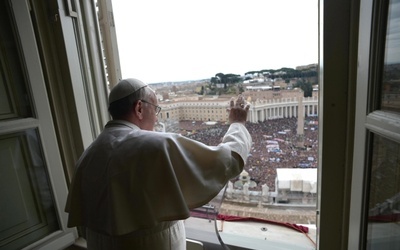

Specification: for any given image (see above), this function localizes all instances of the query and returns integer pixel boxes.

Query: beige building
[158,97,231,123]
[158,89,319,125]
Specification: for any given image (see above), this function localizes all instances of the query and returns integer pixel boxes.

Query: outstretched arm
[223,95,252,165]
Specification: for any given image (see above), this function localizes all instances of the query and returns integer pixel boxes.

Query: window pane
[380,0,400,113]
[0,1,33,120]
[0,129,59,250]
[367,134,400,249]
[113,1,318,248]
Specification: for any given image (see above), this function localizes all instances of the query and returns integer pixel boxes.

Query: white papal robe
[65,120,252,249]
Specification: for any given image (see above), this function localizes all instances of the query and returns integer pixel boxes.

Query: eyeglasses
[141,100,161,116]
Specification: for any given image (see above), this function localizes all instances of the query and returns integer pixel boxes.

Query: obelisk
[296,90,305,148]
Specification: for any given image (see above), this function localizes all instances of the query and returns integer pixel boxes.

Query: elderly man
[65,78,252,249]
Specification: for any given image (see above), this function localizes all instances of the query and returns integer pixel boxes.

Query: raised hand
[227,95,250,124]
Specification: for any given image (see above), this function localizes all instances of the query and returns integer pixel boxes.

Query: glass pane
[367,134,400,250]
[380,0,400,113]
[113,1,318,248]
[0,0,33,120]
[0,129,59,250]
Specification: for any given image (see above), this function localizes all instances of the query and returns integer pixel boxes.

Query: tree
[200,86,204,95]
[225,73,241,84]
[211,73,241,90]
[210,77,219,84]
[294,79,313,97]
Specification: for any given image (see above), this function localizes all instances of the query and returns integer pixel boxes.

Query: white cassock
[65,120,252,250]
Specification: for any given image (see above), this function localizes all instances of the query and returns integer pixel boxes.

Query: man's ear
[134,101,144,120]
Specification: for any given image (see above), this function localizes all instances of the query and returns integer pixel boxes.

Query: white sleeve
[221,123,252,163]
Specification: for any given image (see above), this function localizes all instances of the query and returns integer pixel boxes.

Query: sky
[112,0,318,84]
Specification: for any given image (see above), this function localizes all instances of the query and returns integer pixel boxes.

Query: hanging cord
[209,185,231,250]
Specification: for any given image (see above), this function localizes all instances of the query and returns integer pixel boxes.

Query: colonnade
[249,96,318,123]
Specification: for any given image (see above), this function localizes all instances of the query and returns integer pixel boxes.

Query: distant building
[157,89,319,127]
[275,168,317,204]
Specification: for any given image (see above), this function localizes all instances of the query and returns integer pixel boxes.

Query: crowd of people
[180,117,319,191]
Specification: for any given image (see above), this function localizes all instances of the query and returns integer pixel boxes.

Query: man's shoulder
[138,130,182,143]
[94,128,184,151]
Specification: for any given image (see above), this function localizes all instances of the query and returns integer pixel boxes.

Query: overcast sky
[112,0,318,84]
